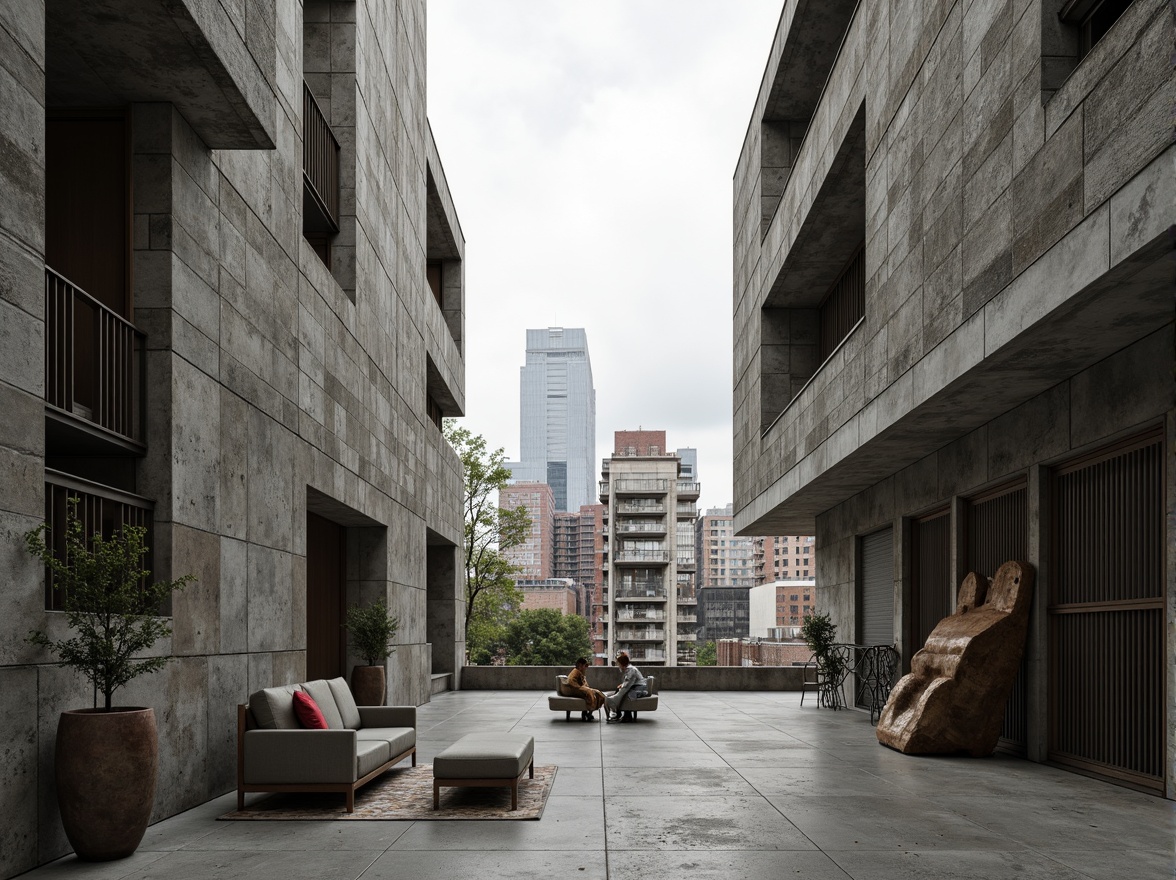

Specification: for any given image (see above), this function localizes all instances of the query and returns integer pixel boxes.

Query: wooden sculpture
[876,560,1034,756]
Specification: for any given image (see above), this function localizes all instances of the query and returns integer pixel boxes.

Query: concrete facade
[733,0,1174,797]
[0,1,468,875]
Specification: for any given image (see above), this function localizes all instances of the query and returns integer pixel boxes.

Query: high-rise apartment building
[696,505,759,588]
[499,483,556,580]
[508,328,596,512]
[599,431,700,666]
[554,503,605,636]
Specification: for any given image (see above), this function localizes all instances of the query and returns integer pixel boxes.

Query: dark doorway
[306,511,346,680]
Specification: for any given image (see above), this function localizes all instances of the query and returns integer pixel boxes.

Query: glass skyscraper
[508,328,596,512]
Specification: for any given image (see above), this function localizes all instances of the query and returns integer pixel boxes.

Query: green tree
[695,640,717,666]
[25,497,195,710]
[443,421,530,659]
[504,609,593,666]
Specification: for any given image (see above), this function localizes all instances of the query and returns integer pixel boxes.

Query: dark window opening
[427,261,444,308]
[1061,0,1135,58]
[426,394,443,430]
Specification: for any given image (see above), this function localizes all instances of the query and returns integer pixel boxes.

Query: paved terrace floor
[25,691,1175,880]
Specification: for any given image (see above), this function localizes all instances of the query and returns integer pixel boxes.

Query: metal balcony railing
[615,629,666,641]
[303,82,340,232]
[616,502,665,515]
[621,649,666,662]
[675,481,701,497]
[615,522,666,535]
[45,268,145,445]
[614,550,670,564]
[613,479,669,495]
[43,469,155,610]
[614,584,668,599]
[616,610,666,621]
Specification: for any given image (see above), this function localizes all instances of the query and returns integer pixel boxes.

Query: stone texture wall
[0,1,466,876]
[733,0,1175,530]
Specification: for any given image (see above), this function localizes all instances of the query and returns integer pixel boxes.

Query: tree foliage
[694,640,717,666]
[25,497,195,710]
[503,609,593,666]
[344,599,399,666]
[443,421,531,656]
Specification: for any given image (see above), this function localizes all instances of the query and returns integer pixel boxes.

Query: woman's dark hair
[616,651,630,666]
[575,657,588,666]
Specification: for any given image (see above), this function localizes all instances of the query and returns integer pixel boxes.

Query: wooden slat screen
[1049,429,1164,790]
[966,479,1028,753]
[911,509,951,651]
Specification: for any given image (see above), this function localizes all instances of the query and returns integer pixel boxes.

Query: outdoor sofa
[237,677,415,812]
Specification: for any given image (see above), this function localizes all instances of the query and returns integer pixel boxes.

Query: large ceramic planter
[56,707,157,861]
[351,665,386,706]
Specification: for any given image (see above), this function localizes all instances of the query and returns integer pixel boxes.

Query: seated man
[567,657,606,721]
[604,652,648,723]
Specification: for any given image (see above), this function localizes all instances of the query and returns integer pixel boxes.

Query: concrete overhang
[761,0,860,123]
[737,149,1176,535]
[47,0,276,149]
[426,122,464,262]
[764,106,866,308]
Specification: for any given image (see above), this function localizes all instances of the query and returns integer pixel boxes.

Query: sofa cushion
[249,684,300,730]
[356,726,415,757]
[301,679,345,729]
[556,675,578,697]
[328,677,362,729]
[548,695,588,710]
[355,739,392,778]
[292,691,329,729]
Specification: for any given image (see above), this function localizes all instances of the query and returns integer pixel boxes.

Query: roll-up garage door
[859,528,894,646]
[858,528,894,710]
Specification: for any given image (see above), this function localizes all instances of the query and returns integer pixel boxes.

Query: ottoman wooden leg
[511,779,518,811]
[346,788,355,813]
[433,779,440,810]
[529,759,534,779]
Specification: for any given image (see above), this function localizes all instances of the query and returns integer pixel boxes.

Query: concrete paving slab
[362,849,608,880]
[606,850,848,880]
[604,795,815,851]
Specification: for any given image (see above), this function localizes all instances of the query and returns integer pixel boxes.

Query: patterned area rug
[219,764,556,821]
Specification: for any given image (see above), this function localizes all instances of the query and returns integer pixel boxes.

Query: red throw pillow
[292,690,328,729]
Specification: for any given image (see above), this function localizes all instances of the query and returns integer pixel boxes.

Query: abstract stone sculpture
[876,560,1034,757]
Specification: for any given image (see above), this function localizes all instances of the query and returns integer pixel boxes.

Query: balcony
[303,82,340,255]
[675,504,697,519]
[614,583,668,600]
[614,550,670,565]
[43,469,154,610]
[614,629,666,641]
[616,609,666,622]
[616,502,666,515]
[615,522,667,536]
[622,649,666,662]
[677,613,698,623]
[45,267,145,452]
[675,481,701,499]
[613,479,670,495]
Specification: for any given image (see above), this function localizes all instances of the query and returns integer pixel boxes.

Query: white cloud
[428,0,781,511]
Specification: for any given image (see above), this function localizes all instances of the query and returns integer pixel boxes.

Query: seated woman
[567,657,607,721]
[604,652,648,723]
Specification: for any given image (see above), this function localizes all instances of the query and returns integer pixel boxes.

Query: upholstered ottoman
[432,733,535,810]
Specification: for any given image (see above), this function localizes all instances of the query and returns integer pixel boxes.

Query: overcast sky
[426,2,783,513]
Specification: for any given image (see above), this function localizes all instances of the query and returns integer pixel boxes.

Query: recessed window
[1060,0,1135,58]
[818,243,865,362]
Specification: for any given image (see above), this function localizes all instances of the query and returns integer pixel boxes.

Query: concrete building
[750,579,817,636]
[696,504,759,588]
[755,534,817,581]
[599,431,700,666]
[498,482,555,580]
[718,638,811,667]
[0,2,469,875]
[507,327,596,512]
[733,0,1174,796]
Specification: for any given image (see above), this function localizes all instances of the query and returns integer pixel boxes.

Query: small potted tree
[801,611,848,709]
[344,599,399,706]
[26,497,193,861]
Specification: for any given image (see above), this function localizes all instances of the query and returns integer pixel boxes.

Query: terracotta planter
[351,665,386,706]
[55,707,157,861]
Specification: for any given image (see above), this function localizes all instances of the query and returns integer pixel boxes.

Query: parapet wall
[459,665,806,691]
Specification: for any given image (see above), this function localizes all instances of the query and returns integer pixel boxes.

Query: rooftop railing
[45,268,145,446]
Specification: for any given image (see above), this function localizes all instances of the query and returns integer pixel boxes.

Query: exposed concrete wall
[734,0,1175,534]
[460,665,807,692]
[0,1,466,876]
